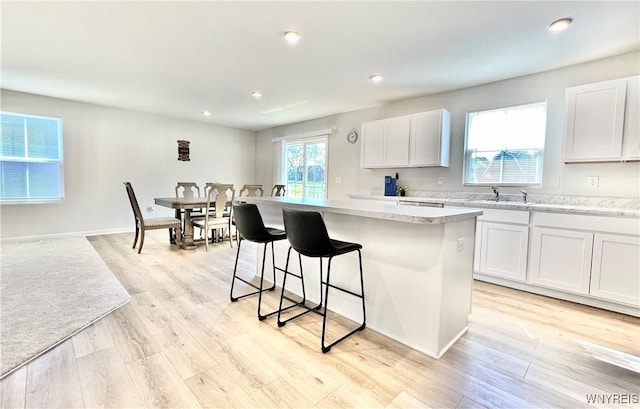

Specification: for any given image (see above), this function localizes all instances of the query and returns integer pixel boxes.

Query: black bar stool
[231,203,304,321]
[278,208,366,353]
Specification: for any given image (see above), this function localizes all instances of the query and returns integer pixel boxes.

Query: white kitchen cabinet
[590,233,640,307]
[563,77,636,162]
[528,227,593,295]
[621,75,640,160]
[360,120,385,168]
[479,222,528,282]
[361,109,450,168]
[474,209,529,281]
[360,116,410,168]
[384,116,411,166]
[409,109,451,167]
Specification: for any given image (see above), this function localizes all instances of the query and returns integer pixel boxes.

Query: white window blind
[1,112,64,202]
[464,101,547,186]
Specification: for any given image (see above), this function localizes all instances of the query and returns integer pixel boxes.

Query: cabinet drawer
[532,212,640,235]
[477,208,529,224]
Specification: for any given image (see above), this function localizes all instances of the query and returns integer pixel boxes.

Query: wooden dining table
[154,196,209,250]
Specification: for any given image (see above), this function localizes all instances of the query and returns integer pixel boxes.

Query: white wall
[0,90,256,239]
[256,52,640,200]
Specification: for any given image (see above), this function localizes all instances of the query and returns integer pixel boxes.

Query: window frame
[462,100,547,188]
[279,134,329,200]
[1,111,65,204]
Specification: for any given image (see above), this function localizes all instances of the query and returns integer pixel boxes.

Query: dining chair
[193,183,235,250]
[173,182,203,240]
[124,182,182,254]
[239,184,265,197]
[271,184,286,197]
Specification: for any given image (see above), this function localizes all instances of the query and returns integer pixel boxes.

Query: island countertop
[239,196,482,224]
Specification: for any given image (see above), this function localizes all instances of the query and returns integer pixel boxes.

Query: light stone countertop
[348,194,640,218]
[239,196,483,224]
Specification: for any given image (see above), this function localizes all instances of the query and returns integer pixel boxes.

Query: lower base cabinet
[528,227,593,295]
[590,233,640,307]
[479,222,528,282]
[470,208,639,315]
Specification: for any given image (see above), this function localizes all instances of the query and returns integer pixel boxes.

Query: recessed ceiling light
[284,31,300,43]
[251,91,262,98]
[369,74,384,83]
[549,18,572,32]
[202,111,211,116]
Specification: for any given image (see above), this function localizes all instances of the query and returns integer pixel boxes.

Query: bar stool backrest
[282,208,334,257]
[233,203,273,243]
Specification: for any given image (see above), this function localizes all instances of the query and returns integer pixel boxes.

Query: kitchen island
[240,196,482,358]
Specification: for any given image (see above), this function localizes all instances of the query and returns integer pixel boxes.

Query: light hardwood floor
[1,231,639,408]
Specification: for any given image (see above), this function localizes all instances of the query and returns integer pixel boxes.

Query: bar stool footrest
[277,303,322,327]
[230,276,276,302]
[322,323,366,353]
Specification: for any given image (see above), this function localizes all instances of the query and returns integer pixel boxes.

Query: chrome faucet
[521,190,528,203]
[491,185,499,202]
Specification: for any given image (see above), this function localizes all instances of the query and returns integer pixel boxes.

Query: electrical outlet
[335,176,343,184]
[457,238,464,252]
[586,176,599,188]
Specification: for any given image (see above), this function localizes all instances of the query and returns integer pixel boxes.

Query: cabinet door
[409,110,450,167]
[479,222,528,282]
[528,227,593,294]
[590,234,640,306]
[361,120,385,168]
[621,75,640,160]
[563,78,627,162]
[384,116,411,166]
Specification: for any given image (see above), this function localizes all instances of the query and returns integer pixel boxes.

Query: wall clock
[347,129,358,144]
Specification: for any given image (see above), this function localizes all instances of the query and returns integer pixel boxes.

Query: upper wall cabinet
[563,76,639,162]
[361,115,411,168]
[361,109,451,169]
[409,109,451,167]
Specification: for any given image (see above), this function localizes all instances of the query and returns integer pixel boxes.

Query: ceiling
[2,1,639,132]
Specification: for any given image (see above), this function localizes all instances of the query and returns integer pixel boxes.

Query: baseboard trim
[0,227,133,243]
[474,273,640,317]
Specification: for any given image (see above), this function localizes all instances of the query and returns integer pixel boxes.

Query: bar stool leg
[230,239,270,300]
[320,251,367,353]
[230,238,244,302]
[256,241,271,321]
[277,248,321,327]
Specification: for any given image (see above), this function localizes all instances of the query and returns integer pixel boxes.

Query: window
[282,136,327,199]
[1,112,64,202]
[464,101,547,186]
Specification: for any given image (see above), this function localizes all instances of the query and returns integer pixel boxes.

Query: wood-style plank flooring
[1,231,639,408]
